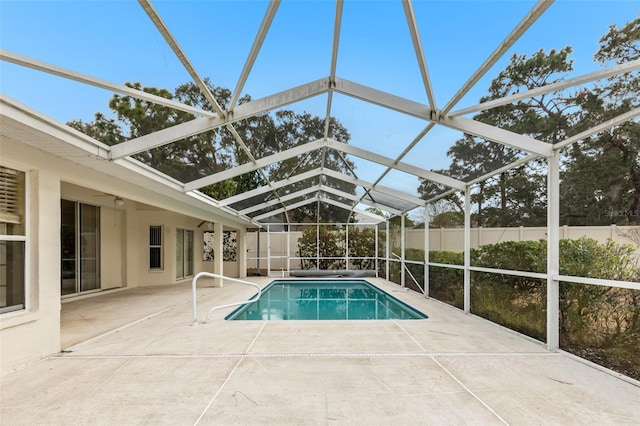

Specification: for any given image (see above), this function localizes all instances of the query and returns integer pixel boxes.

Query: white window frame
[149,225,163,271]
[0,164,28,315]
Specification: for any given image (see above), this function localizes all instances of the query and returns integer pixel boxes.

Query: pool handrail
[191,272,262,325]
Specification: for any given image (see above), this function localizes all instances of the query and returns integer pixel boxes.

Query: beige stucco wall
[1,136,246,374]
[59,183,237,289]
[128,205,209,286]
[1,156,61,374]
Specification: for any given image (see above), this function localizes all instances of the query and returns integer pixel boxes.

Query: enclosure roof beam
[0,49,216,119]
[183,139,327,191]
[402,0,437,111]
[332,78,552,158]
[467,154,539,186]
[553,106,640,152]
[239,186,319,215]
[438,115,552,156]
[138,0,227,118]
[186,135,466,193]
[334,77,432,120]
[321,0,344,166]
[225,168,426,209]
[252,195,386,223]
[440,0,553,115]
[228,1,280,112]
[320,185,404,216]
[218,169,319,207]
[239,183,403,217]
[186,189,260,226]
[322,169,426,206]
[109,78,330,159]
[424,188,458,204]
[222,167,424,212]
[451,59,640,117]
[252,198,316,222]
[326,138,466,190]
[319,197,387,222]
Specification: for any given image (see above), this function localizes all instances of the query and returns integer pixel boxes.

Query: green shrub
[426,237,639,380]
[297,225,345,270]
[428,251,464,308]
[348,226,376,270]
[472,240,546,273]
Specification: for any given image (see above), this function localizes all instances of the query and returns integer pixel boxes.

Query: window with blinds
[1,165,26,313]
[0,166,24,229]
[149,225,163,270]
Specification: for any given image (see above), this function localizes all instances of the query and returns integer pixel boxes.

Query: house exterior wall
[0,136,245,374]
[60,181,227,288]
[1,143,62,374]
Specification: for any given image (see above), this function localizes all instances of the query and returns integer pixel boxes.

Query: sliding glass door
[61,200,100,296]
[176,228,194,280]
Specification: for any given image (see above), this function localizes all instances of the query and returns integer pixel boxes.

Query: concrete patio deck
[2,277,639,425]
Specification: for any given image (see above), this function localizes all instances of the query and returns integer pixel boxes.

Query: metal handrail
[191,272,262,325]
[391,253,426,296]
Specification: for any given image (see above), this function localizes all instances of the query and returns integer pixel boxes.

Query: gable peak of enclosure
[1,0,639,226]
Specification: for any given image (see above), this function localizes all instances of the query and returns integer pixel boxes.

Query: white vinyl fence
[411,225,639,252]
[246,225,639,275]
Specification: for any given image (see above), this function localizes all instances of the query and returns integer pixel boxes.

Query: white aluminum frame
[1,0,638,353]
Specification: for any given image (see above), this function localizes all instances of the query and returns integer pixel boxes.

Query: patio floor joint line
[193,321,267,426]
[51,352,561,359]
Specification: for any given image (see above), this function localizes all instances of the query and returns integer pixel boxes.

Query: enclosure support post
[547,153,560,350]
[256,227,261,275]
[239,227,247,278]
[424,203,430,298]
[401,214,406,287]
[464,187,471,314]
[286,224,290,276]
[267,224,272,277]
[385,219,390,281]
[375,225,379,277]
[345,223,349,271]
[316,202,321,270]
[213,221,224,287]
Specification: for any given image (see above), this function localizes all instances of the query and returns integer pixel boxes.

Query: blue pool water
[226,280,428,320]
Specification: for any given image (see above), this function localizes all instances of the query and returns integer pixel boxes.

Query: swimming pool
[226,280,428,320]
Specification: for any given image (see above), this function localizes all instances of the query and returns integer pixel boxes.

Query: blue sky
[1,0,638,194]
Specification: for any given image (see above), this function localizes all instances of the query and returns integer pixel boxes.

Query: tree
[347,226,376,270]
[267,111,355,223]
[297,225,345,270]
[419,17,640,228]
[431,210,464,228]
[69,81,235,186]
[561,16,640,225]
[68,80,356,223]
[68,112,126,146]
[420,48,578,226]
[173,81,273,197]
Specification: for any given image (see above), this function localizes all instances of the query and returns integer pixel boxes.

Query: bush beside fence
[395,238,639,380]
